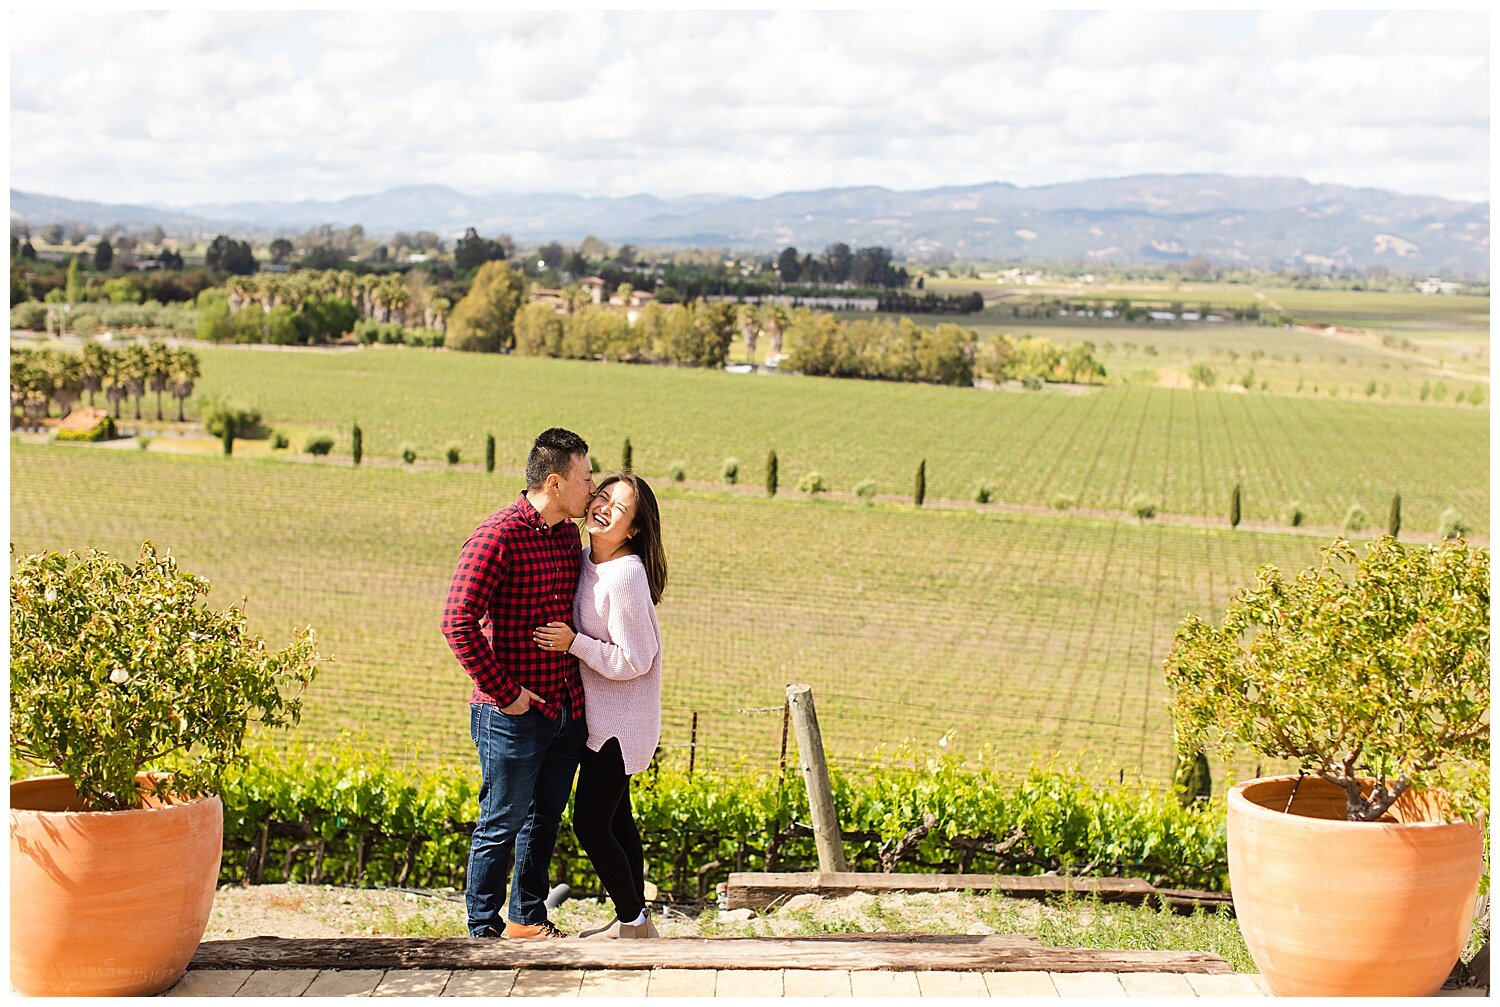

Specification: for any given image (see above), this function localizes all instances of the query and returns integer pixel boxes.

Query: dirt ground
[204,884,1040,942]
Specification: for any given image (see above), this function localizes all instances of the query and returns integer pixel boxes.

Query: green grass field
[175,347,1487,536]
[12,442,1333,783]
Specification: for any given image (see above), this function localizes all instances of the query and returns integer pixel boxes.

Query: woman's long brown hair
[597,472,668,605]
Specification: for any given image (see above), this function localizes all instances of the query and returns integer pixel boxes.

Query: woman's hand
[533,621,577,654]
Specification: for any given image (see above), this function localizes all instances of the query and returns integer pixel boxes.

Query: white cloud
[7,10,1489,207]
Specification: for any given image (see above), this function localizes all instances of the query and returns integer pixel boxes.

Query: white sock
[625,911,646,926]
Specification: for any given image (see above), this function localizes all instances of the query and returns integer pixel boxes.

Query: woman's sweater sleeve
[568,564,659,682]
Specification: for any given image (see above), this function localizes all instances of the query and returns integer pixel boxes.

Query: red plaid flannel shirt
[441,492,585,719]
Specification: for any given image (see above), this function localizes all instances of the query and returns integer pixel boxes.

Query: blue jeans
[466,702,587,935]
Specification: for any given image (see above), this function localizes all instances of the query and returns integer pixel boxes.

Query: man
[441,427,595,939]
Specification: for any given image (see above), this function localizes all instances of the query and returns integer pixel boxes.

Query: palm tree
[736,303,761,367]
[146,340,173,420]
[169,347,200,423]
[11,350,39,429]
[759,302,789,359]
[122,343,150,420]
[103,352,129,419]
[45,350,82,419]
[79,342,109,407]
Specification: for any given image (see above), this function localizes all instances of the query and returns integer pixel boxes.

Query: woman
[533,472,667,940]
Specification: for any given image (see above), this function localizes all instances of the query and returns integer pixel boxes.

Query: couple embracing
[441,428,667,940]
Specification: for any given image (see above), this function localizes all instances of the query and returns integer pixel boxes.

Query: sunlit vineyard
[183,347,1488,535]
[14,443,1335,784]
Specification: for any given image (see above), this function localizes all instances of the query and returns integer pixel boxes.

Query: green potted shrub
[1163,537,1487,996]
[10,542,320,996]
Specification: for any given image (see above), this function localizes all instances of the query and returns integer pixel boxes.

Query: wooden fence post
[785,684,847,872]
[688,711,699,779]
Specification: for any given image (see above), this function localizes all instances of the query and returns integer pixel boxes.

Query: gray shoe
[580,918,655,940]
[576,920,615,939]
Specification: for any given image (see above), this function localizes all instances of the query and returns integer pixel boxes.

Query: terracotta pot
[10,773,223,997]
[1228,774,1483,997]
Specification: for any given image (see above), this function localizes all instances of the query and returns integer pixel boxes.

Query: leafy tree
[445,444,461,465]
[303,432,336,456]
[1343,502,1368,533]
[776,247,801,283]
[797,470,828,495]
[1165,538,1488,822]
[205,235,257,275]
[536,241,565,271]
[1438,508,1468,540]
[1172,749,1212,807]
[721,457,739,485]
[9,543,320,811]
[445,261,526,353]
[65,257,82,304]
[578,235,609,261]
[1129,494,1158,520]
[269,238,294,264]
[823,242,852,283]
[266,304,298,345]
[513,302,563,357]
[93,239,113,272]
[975,334,1015,383]
[453,227,507,273]
[11,261,31,306]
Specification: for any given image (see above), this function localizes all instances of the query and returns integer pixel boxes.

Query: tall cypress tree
[221,416,234,457]
[485,433,495,473]
[1230,483,1242,528]
[351,423,363,467]
[623,437,633,473]
[914,459,926,507]
[1387,492,1402,538]
[766,449,778,497]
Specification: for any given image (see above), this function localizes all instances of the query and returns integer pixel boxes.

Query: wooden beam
[785,684,847,872]
[187,935,1233,975]
[726,871,1162,910]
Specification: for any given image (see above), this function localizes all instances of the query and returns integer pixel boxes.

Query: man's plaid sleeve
[440,523,521,707]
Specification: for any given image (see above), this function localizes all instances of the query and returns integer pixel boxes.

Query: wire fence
[656,688,1272,790]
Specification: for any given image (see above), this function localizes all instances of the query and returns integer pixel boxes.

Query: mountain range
[10,174,1489,275]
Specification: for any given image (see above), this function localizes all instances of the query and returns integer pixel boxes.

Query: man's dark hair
[526,427,589,490]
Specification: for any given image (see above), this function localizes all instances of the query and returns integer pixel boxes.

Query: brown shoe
[503,919,568,940]
[644,916,661,939]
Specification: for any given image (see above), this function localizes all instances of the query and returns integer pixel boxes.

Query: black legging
[572,738,645,923]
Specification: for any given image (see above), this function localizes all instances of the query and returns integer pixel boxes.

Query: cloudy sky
[8,9,1490,208]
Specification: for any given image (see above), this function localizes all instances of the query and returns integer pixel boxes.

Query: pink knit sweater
[566,547,662,775]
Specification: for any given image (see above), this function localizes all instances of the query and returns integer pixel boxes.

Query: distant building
[578,277,606,304]
[1415,277,1466,295]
